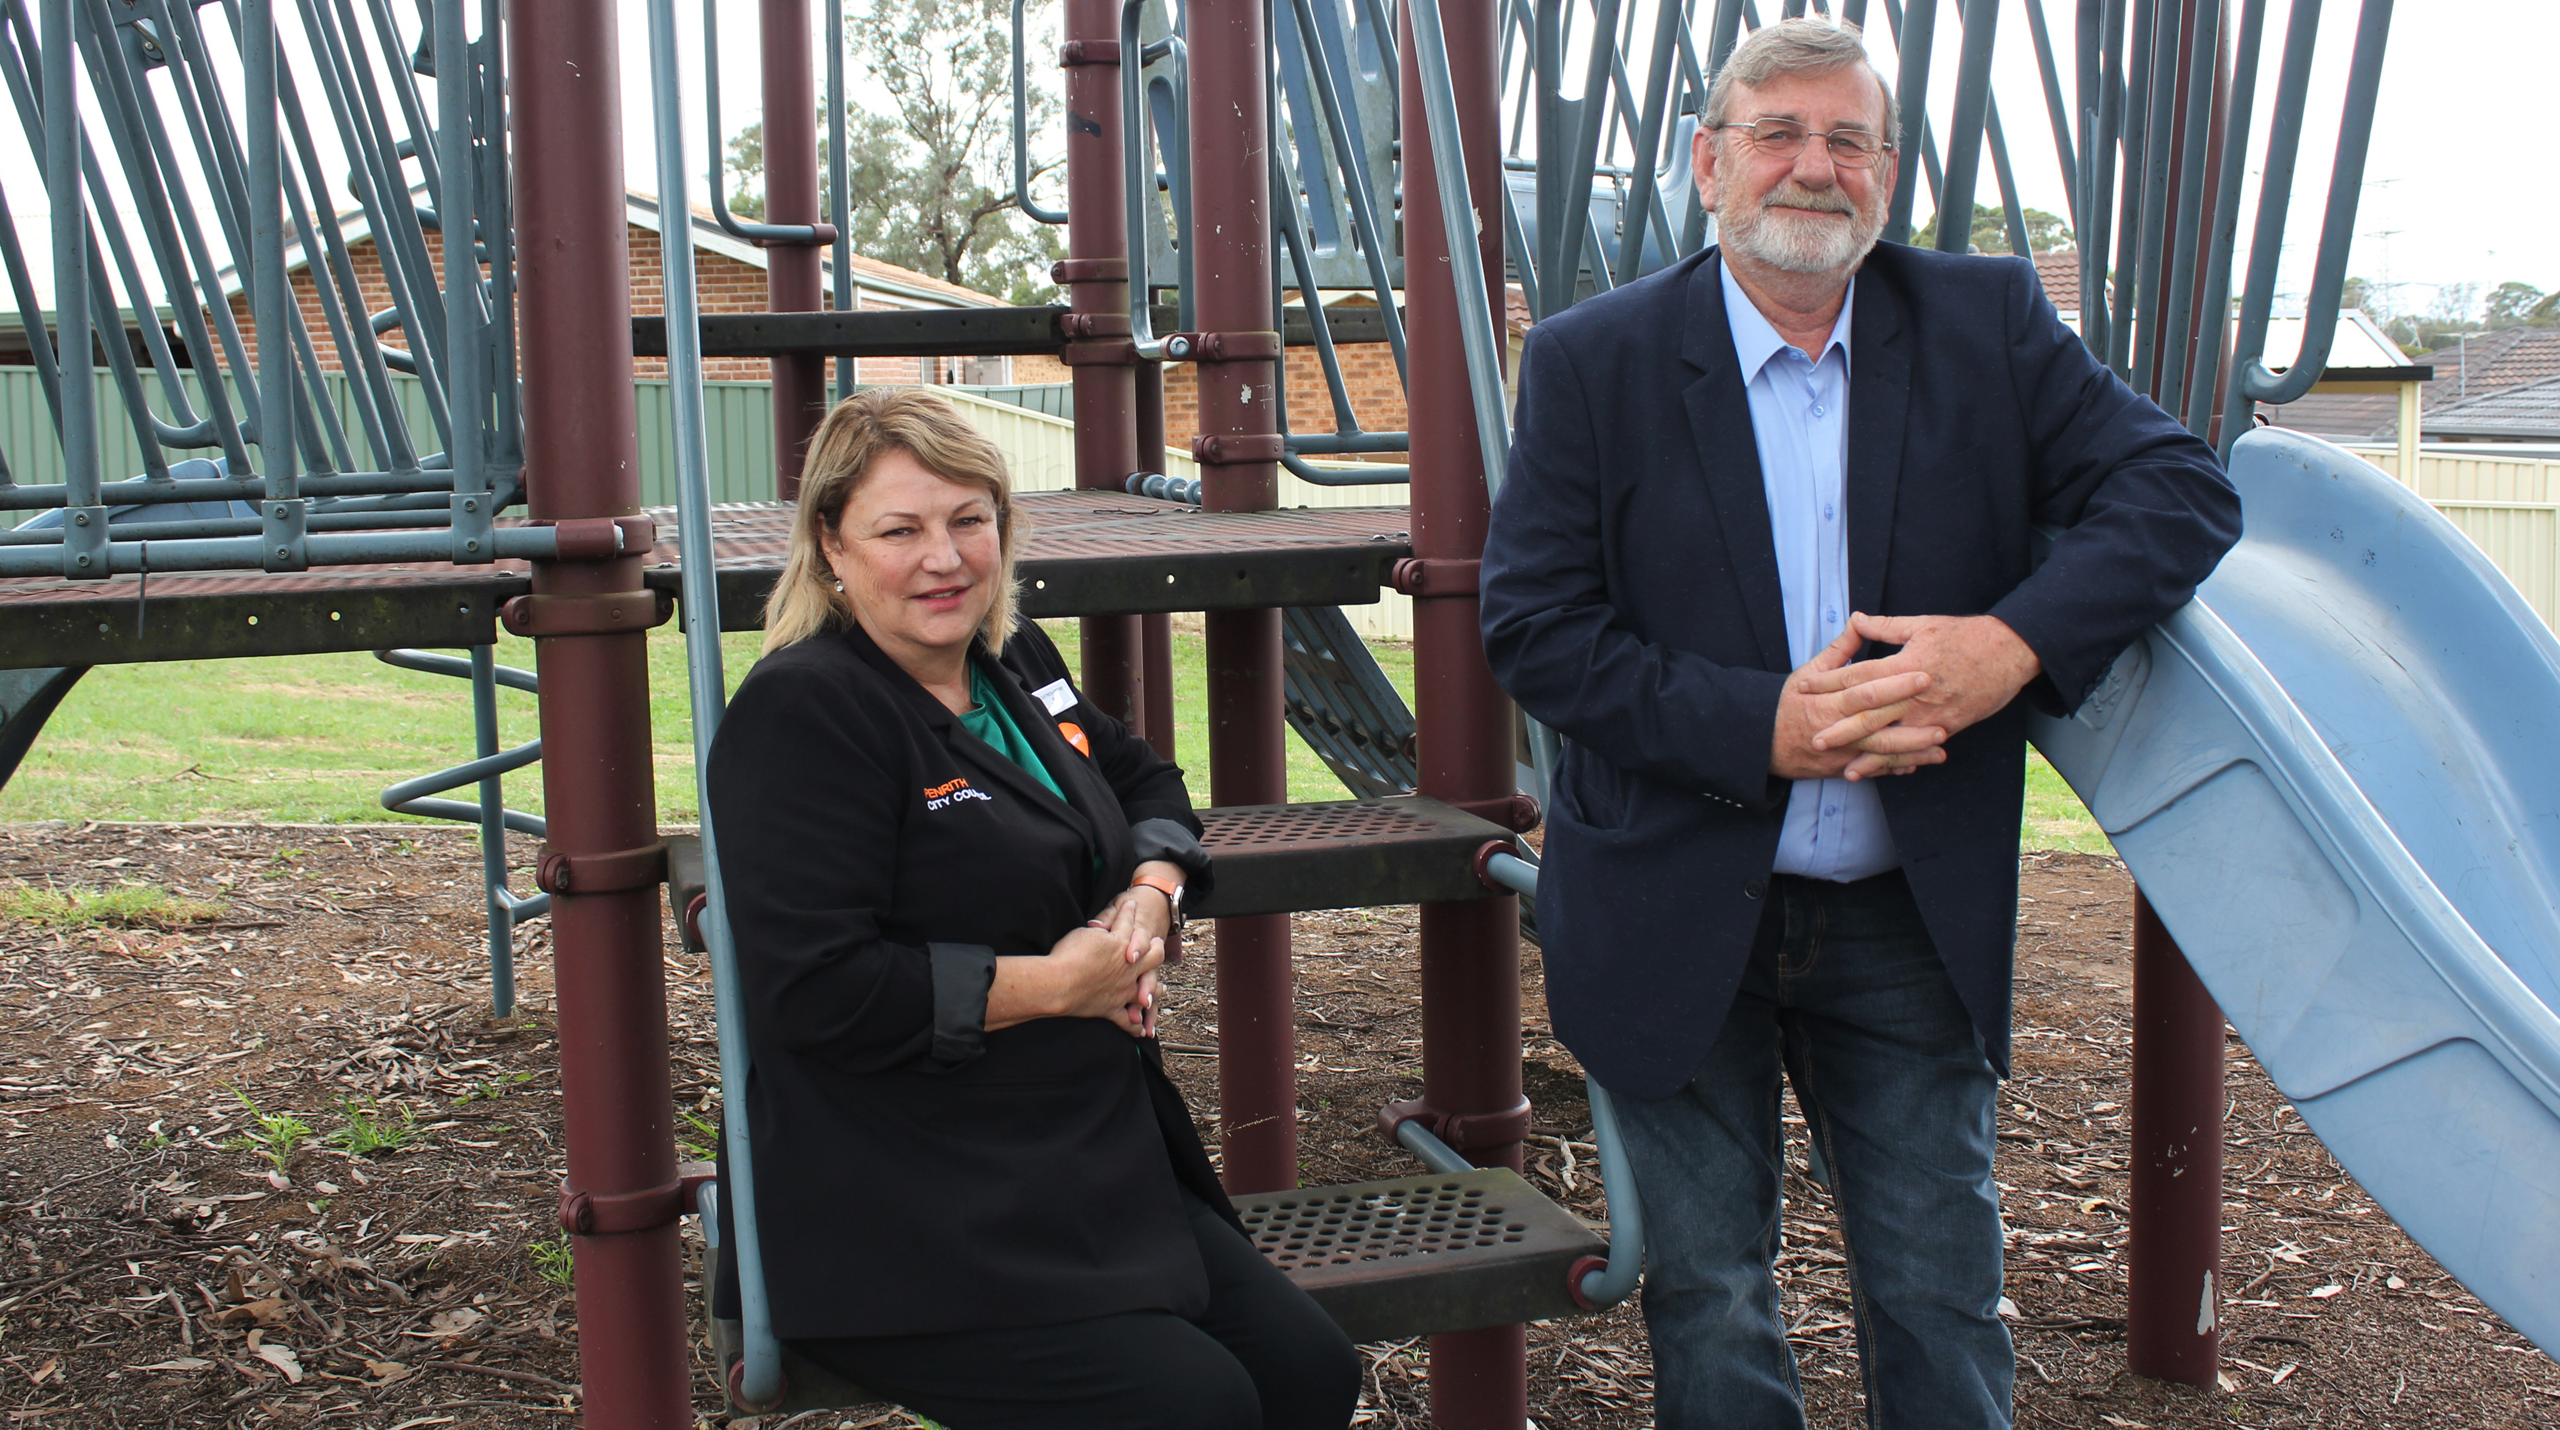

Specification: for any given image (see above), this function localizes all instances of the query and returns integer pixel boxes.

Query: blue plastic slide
[2029,428,2560,1353]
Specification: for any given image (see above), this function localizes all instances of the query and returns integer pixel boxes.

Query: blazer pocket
[1557,742,1633,831]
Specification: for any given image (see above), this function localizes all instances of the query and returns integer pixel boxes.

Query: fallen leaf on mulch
[252,1342,304,1383]
[213,1294,292,1327]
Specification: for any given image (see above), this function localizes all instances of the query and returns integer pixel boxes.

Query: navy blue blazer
[1481,244,2241,1098]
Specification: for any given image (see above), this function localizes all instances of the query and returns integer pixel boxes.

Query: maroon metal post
[763,0,827,500]
[1186,0,1295,1196]
[1401,0,1527,1423]
[506,2,691,1424]
[1058,0,1146,730]
[2127,889,2225,1386]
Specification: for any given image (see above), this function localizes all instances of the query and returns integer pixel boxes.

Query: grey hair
[1702,18,1899,149]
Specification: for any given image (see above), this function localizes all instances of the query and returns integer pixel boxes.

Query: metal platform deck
[0,493,1410,669]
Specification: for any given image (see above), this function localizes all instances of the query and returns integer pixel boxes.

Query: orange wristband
[1131,873,1185,927]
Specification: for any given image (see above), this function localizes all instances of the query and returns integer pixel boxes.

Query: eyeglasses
[1716,118,1893,168]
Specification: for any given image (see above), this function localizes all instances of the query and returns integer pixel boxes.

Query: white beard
[1718,182,1886,276]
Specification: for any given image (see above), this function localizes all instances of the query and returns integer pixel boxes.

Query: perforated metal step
[1191,795,1515,918]
[1236,1168,1608,1342]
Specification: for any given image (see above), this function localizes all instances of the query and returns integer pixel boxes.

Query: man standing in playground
[1480,18,2239,1429]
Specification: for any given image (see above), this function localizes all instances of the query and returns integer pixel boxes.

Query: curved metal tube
[1477,851,1644,1306]
[701,0,827,247]
[1395,1117,1477,1175]
[1012,0,1068,224]
[1283,454,1410,487]
[373,645,550,1014]
[2182,0,2271,439]
[1120,0,1181,361]
[2231,0,2393,409]
[1577,1077,1645,1307]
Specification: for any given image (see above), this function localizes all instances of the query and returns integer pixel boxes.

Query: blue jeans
[1610,870,2011,1430]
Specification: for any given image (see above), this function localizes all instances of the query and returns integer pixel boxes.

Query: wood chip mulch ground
[0,824,2552,1428]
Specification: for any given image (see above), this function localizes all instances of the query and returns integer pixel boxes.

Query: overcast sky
[5,0,2550,321]
[609,0,2555,316]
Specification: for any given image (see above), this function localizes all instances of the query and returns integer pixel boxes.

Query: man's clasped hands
[1768,613,2045,782]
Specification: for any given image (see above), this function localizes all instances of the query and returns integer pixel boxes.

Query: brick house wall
[215,219,983,387]
[1014,352,1072,385]
[206,213,1418,461]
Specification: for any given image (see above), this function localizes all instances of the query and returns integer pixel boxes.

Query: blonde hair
[761,387,1023,655]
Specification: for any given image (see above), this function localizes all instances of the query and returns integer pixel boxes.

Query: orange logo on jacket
[923,777,992,811]
[1057,722,1091,757]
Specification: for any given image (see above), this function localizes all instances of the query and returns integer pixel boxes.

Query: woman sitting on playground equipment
[705,388,1361,1429]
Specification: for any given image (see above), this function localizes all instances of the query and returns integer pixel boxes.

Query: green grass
[0,880,226,928]
[0,616,2108,853]
[2023,751,2112,855]
[529,1233,576,1289]
[326,1097,425,1158]
[226,1085,313,1174]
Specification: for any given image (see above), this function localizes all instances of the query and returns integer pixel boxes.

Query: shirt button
[1824,805,1839,816]
[1811,404,1826,418]
[1826,608,1838,623]
[1823,504,1836,520]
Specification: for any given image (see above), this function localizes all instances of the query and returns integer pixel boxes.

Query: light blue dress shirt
[1720,261,1901,883]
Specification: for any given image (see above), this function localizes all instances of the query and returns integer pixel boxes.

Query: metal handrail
[1012,0,1068,224]
[1443,850,1643,1308]
[700,0,829,248]
[1120,0,1182,361]
[375,646,548,1017]
[648,0,783,1410]
[2226,0,2393,416]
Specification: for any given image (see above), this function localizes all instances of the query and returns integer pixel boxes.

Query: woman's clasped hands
[1052,898,1166,1038]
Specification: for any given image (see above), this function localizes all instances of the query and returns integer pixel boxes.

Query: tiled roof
[2422,373,2560,441]
[2260,330,2560,439]
[2419,329,2560,410]
[2255,392,2402,441]
[2032,250,2082,312]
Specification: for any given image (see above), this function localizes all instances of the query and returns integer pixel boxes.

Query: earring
[832,578,844,593]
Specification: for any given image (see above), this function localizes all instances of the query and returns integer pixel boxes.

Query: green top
[960,664,1066,804]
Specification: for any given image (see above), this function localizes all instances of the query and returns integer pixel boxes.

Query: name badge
[1032,678,1077,715]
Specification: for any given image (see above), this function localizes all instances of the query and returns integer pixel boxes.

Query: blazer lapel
[1681,251,1792,675]
[1846,271,1911,619]
[839,624,1100,852]
[972,652,1104,852]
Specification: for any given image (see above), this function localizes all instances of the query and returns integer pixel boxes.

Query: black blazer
[704,618,1233,1339]
[1480,244,2241,1098]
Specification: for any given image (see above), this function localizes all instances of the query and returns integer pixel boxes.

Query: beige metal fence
[927,385,1419,642]
[2341,444,2560,631]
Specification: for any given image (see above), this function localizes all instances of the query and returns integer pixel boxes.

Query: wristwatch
[1131,872,1186,930]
